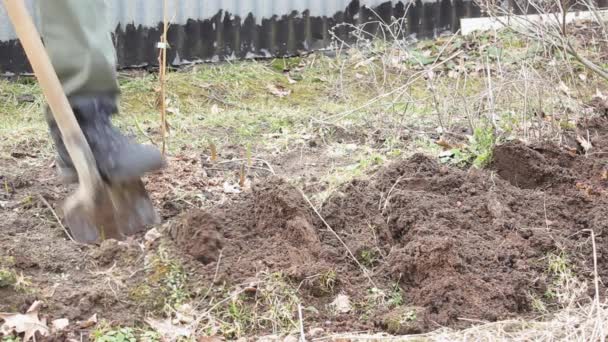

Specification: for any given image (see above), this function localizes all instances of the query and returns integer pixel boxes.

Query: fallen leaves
[51,318,69,332]
[330,294,352,314]
[78,313,98,329]
[175,304,195,325]
[576,135,593,153]
[266,84,291,97]
[144,227,162,244]
[576,181,601,197]
[435,137,464,150]
[145,318,192,342]
[210,104,223,115]
[0,301,49,341]
[223,182,242,194]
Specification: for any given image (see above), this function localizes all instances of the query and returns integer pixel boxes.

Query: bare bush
[475,0,608,80]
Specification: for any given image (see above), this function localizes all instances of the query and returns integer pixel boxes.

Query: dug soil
[172,117,608,334]
[2,117,608,337]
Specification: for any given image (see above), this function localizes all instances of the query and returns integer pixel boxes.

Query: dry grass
[322,303,607,341]
[1,13,608,341]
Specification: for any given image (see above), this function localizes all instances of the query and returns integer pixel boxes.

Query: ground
[1,23,608,341]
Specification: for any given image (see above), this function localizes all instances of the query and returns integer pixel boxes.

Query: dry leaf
[166,107,180,116]
[354,57,376,69]
[175,304,195,325]
[210,104,222,115]
[145,318,192,342]
[308,327,325,338]
[0,301,49,341]
[558,81,572,96]
[79,313,97,329]
[286,75,298,84]
[51,318,69,332]
[223,182,242,194]
[330,294,352,314]
[266,84,291,98]
[579,73,587,82]
[576,135,593,153]
[144,228,161,243]
[435,138,455,150]
[575,182,595,196]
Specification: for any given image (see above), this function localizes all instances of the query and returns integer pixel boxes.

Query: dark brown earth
[171,117,608,334]
[2,117,608,338]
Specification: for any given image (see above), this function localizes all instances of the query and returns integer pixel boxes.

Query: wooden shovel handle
[3,0,102,193]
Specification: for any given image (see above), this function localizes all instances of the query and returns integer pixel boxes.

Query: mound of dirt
[171,118,608,334]
[171,178,333,281]
[168,210,223,265]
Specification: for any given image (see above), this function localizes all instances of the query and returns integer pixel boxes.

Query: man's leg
[39,0,163,183]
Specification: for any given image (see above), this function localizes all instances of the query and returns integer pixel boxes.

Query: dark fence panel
[0,0,484,74]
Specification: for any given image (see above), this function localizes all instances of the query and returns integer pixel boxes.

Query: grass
[1,27,602,179]
[0,268,17,288]
[92,324,161,342]
[1,20,607,341]
[0,256,31,293]
[92,327,137,342]
[115,58,379,154]
[545,252,588,309]
[0,336,20,342]
[129,247,191,314]
[319,269,338,293]
[359,248,381,268]
[197,272,302,338]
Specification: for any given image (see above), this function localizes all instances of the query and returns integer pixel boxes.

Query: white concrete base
[460,9,608,35]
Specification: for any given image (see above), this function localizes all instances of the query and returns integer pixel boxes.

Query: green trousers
[38,0,119,97]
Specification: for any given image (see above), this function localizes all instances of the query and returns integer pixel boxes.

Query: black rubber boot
[45,95,164,184]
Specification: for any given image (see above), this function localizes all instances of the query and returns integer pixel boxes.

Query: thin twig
[585,229,604,341]
[566,41,608,81]
[381,176,410,213]
[296,188,377,287]
[217,158,276,175]
[202,249,223,300]
[159,0,169,155]
[298,303,306,342]
[321,51,463,123]
[37,194,78,244]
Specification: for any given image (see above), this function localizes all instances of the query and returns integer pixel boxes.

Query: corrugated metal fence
[0,0,483,73]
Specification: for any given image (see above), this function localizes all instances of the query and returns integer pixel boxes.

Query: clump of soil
[172,178,332,282]
[173,118,608,333]
[168,210,223,265]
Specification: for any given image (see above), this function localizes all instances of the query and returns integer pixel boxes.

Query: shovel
[3,0,159,243]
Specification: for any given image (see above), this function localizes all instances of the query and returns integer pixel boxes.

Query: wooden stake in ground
[158,0,169,155]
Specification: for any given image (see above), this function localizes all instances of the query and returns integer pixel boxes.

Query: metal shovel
[3,0,159,244]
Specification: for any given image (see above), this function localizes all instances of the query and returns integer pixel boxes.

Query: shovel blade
[63,179,158,244]
[63,187,122,244]
[109,180,159,236]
